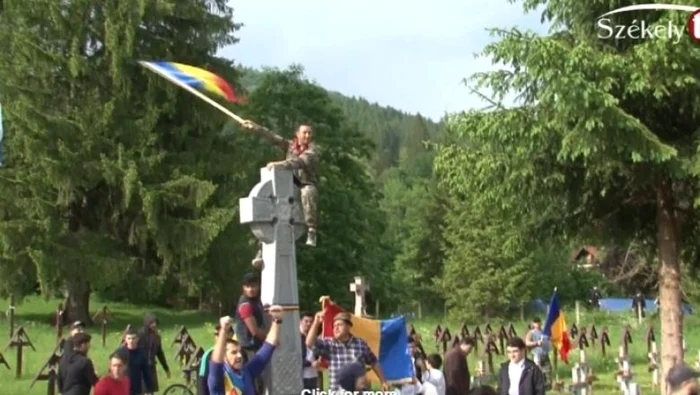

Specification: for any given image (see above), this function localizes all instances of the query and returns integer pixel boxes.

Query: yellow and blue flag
[320,297,413,385]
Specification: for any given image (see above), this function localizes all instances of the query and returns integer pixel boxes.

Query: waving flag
[543,288,572,363]
[139,61,239,102]
[138,61,247,126]
[319,296,413,385]
[0,101,4,166]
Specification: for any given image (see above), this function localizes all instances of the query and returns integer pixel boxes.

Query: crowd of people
[55,274,700,395]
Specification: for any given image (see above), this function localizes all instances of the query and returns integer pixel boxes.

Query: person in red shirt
[94,352,130,395]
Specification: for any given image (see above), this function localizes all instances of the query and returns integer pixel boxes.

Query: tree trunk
[64,278,92,326]
[656,179,683,395]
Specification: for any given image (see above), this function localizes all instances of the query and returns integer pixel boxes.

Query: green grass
[0,297,696,394]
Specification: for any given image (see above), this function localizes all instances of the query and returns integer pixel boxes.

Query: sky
[219,1,551,121]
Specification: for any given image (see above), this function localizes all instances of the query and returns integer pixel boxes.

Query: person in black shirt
[587,287,601,309]
[58,332,98,395]
[632,292,646,318]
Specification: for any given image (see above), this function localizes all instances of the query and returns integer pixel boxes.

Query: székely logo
[596,3,700,44]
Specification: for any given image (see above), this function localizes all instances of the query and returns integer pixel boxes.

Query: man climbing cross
[242,120,319,266]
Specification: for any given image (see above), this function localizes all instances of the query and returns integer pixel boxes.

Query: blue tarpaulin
[599,298,693,314]
[527,298,693,314]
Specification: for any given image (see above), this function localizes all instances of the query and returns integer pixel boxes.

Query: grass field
[0,297,696,394]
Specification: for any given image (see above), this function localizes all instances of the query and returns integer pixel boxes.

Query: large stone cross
[349,276,370,317]
[240,167,306,395]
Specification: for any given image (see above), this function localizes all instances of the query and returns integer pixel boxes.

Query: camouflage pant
[300,184,318,229]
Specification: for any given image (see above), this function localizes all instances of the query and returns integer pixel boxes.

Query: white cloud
[220,0,550,120]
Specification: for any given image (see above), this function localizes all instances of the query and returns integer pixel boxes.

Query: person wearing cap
[58,332,99,395]
[305,311,390,391]
[62,321,86,360]
[207,306,283,395]
[667,364,700,394]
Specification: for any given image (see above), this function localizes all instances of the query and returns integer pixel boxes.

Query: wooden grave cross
[182,346,205,383]
[498,325,508,354]
[646,325,656,353]
[451,335,461,349]
[577,328,589,350]
[438,327,452,354]
[174,333,198,366]
[349,276,370,317]
[507,323,517,338]
[459,323,470,338]
[91,305,113,347]
[484,335,500,375]
[433,325,442,343]
[570,323,579,339]
[589,324,598,346]
[621,325,633,356]
[30,349,62,395]
[600,327,611,357]
[4,326,35,378]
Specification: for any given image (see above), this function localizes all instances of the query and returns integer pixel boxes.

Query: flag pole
[138,61,246,124]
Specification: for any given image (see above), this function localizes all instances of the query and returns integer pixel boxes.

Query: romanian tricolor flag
[543,288,572,363]
[319,296,413,385]
[138,61,242,103]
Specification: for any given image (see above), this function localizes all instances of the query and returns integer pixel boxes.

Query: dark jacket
[235,295,265,351]
[444,347,470,395]
[137,313,170,372]
[57,350,98,395]
[116,345,153,395]
[497,359,545,395]
[61,337,74,359]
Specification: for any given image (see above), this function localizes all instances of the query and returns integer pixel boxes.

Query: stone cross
[240,167,306,395]
[349,276,369,317]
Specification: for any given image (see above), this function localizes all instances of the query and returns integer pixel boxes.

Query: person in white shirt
[496,337,545,395]
[299,311,319,390]
[400,338,423,395]
[421,354,445,395]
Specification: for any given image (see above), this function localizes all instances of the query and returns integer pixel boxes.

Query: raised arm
[246,305,283,377]
[241,120,289,151]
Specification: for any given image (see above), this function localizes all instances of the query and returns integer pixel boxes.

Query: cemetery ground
[0,298,695,395]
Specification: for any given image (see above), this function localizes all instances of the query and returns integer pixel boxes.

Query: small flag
[319,297,413,385]
[543,288,572,363]
[139,61,241,103]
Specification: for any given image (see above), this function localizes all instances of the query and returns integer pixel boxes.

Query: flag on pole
[138,61,241,103]
[543,288,572,363]
[318,296,413,385]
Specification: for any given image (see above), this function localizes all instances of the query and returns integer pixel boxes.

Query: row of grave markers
[417,322,696,395]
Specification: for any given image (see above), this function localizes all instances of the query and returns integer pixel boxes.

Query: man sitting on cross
[242,120,320,265]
